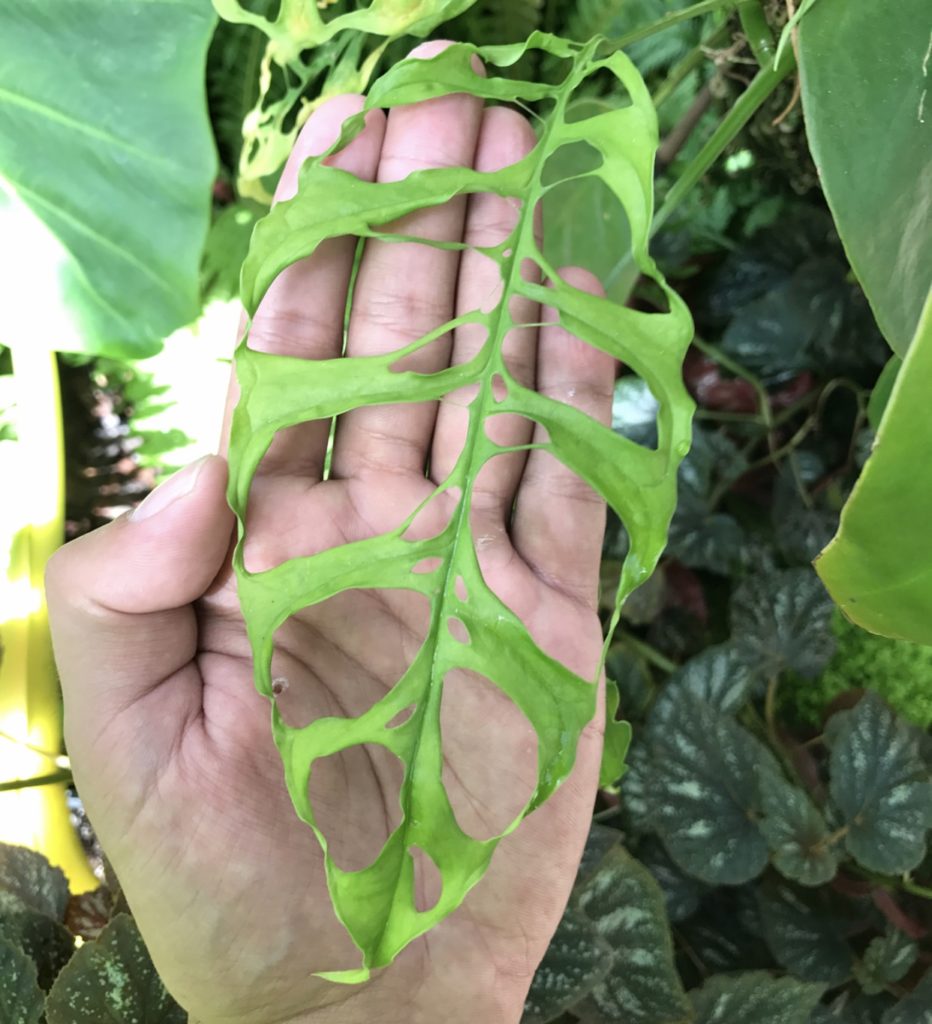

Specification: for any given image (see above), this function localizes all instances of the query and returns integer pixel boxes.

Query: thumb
[47,454,234,756]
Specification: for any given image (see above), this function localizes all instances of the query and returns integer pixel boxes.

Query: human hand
[47,41,613,1024]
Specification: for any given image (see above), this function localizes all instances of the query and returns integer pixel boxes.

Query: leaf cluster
[0,844,185,1023]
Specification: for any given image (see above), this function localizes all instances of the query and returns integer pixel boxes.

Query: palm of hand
[53,43,615,1024]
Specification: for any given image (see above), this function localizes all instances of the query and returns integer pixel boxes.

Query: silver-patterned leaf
[758,767,841,886]
[523,907,613,1024]
[0,908,74,990]
[828,694,932,873]
[732,569,836,679]
[647,693,780,884]
[881,970,932,1024]
[854,926,918,995]
[636,838,708,924]
[576,847,691,1024]
[757,880,853,986]
[0,844,70,921]
[691,971,825,1024]
[45,913,185,1024]
[0,938,44,1024]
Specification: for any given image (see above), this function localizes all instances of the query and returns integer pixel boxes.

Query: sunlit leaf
[228,35,694,978]
[827,694,932,874]
[0,0,217,357]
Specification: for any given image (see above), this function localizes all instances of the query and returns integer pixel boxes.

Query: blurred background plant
[0,0,930,1019]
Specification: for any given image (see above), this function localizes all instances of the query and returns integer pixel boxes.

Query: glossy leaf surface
[0,0,217,357]
[798,0,932,355]
[228,35,694,979]
[817,291,932,643]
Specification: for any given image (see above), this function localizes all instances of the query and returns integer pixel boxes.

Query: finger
[330,41,485,480]
[220,94,386,478]
[46,456,234,783]
[511,269,615,608]
[430,105,541,525]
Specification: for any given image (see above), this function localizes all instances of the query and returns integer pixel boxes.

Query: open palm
[47,42,613,1024]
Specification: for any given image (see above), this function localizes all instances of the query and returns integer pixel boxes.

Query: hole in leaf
[455,575,468,602]
[387,704,416,729]
[491,372,508,402]
[441,669,537,841]
[310,743,405,872]
[388,326,460,374]
[483,412,542,450]
[447,617,470,644]
[520,256,540,284]
[410,846,442,913]
[413,556,442,575]
[400,484,460,543]
[541,141,604,186]
[270,588,431,727]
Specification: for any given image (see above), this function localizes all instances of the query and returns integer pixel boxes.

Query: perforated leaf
[228,36,693,980]
[576,847,691,1024]
[827,694,932,873]
[213,0,479,195]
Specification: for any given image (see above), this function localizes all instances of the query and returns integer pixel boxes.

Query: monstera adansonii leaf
[227,34,694,982]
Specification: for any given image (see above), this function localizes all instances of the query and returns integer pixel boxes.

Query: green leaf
[0,939,44,1024]
[646,694,780,884]
[578,823,622,883]
[732,569,836,680]
[228,35,694,979]
[0,908,75,990]
[882,970,932,1024]
[0,845,69,921]
[576,847,691,1024]
[542,98,637,304]
[45,914,185,1024]
[201,199,267,303]
[522,906,613,1024]
[867,356,902,432]
[816,291,932,643]
[600,680,632,788]
[855,926,918,996]
[636,837,708,923]
[757,880,853,986]
[0,0,217,357]
[827,693,932,874]
[758,768,841,887]
[798,0,932,355]
[691,971,825,1024]
[677,888,774,975]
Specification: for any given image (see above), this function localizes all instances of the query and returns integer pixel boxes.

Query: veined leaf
[228,36,694,980]
[0,0,217,357]
[690,971,824,1024]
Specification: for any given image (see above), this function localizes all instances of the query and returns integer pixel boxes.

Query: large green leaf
[0,845,69,922]
[816,290,932,643]
[228,36,694,980]
[0,939,44,1024]
[691,972,824,1024]
[0,0,216,358]
[797,0,932,355]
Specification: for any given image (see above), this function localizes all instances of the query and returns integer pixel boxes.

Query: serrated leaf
[0,0,217,357]
[691,971,825,1024]
[0,939,44,1024]
[227,35,694,978]
[732,569,836,679]
[758,768,841,887]
[0,908,74,990]
[600,680,631,788]
[576,847,691,1024]
[855,926,918,995]
[881,970,932,1024]
[648,643,757,734]
[758,880,853,985]
[647,694,780,884]
[45,914,185,1024]
[828,694,932,873]
[817,291,932,644]
[0,845,69,922]
[523,906,613,1024]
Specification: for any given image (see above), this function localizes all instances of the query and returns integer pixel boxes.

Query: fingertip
[553,266,606,297]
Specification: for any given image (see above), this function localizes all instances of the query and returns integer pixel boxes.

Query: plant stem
[737,0,776,67]
[611,0,738,50]
[653,46,795,235]
[620,633,678,674]
[653,23,731,109]
[902,879,932,900]
[0,770,73,793]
